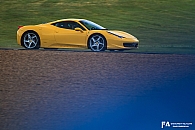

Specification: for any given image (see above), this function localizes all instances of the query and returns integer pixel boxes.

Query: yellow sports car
[17,19,139,51]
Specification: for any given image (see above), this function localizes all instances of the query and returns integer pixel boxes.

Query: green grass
[0,0,195,54]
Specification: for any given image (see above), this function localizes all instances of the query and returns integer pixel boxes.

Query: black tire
[88,34,107,52]
[22,31,40,49]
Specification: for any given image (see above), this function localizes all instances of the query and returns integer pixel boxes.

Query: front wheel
[88,34,107,51]
[22,32,40,49]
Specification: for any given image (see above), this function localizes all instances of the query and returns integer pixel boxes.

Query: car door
[53,21,88,48]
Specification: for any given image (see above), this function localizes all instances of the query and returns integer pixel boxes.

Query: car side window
[52,21,85,30]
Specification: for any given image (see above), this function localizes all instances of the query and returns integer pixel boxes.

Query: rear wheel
[22,32,40,49]
[88,34,106,51]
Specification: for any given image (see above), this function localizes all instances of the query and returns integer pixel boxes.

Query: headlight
[107,31,125,39]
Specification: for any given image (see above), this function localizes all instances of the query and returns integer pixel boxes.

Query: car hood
[107,30,137,39]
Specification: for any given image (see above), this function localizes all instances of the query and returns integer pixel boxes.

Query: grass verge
[0,0,195,54]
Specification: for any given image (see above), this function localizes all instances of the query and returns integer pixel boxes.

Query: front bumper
[123,43,138,48]
[107,38,139,49]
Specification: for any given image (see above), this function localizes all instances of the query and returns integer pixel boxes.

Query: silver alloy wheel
[89,35,105,51]
[23,32,39,49]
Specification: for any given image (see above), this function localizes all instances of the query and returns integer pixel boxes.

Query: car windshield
[79,20,107,30]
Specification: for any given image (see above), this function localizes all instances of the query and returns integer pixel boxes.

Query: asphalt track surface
[0,49,195,130]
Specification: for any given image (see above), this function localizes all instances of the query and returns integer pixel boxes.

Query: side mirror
[75,27,83,32]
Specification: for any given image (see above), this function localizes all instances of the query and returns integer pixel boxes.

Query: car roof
[48,19,86,24]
